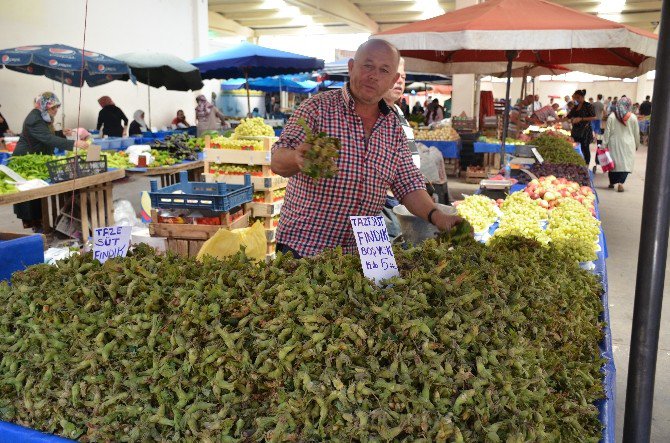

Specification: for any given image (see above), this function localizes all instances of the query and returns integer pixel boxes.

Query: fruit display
[151,134,200,161]
[6,154,58,180]
[210,137,264,151]
[149,150,179,167]
[517,163,591,187]
[525,176,596,215]
[0,237,604,441]
[208,163,263,176]
[532,134,585,166]
[523,126,572,141]
[297,118,340,180]
[493,192,550,245]
[477,136,525,145]
[454,195,500,232]
[546,199,601,263]
[414,125,460,141]
[253,188,285,203]
[234,117,274,137]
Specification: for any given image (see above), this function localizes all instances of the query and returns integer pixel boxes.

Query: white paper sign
[350,216,400,284]
[531,148,544,164]
[93,226,132,263]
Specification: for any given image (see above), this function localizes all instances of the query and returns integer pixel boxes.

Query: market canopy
[190,42,324,80]
[114,52,203,91]
[376,0,658,79]
[0,43,133,87]
[221,75,319,94]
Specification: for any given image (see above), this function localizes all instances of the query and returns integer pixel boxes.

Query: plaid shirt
[272,85,425,257]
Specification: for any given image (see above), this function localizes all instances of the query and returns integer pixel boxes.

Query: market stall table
[0,169,125,239]
[125,159,205,187]
[415,139,461,158]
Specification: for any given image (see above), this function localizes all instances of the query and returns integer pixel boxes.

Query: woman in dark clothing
[14,92,88,231]
[566,89,597,166]
[96,96,128,137]
[128,110,148,136]
[0,107,11,136]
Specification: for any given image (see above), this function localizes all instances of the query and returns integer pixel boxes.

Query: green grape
[234,117,274,137]
[297,118,340,180]
[456,195,499,232]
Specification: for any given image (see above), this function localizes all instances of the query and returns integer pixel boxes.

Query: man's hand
[431,209,464,232]
[74,140,89,150]
[63,128,73,136]
[271,143,310,177]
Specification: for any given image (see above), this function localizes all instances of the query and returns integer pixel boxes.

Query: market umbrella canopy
[493,63,571,78]
[190,42,324,80]
[376,0,658,79]
[114,52,203,91]
[0,43,133,87]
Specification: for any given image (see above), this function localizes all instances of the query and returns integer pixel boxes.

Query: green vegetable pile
[0,238,604,441]
[297,118,340,180]
[532,134,585,166]
[6,154,58,180]
[0,170,17,195]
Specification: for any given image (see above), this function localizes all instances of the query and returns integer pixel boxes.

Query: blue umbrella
[0,43,133,127]
[248,76,318,94]
[191,42,324,112]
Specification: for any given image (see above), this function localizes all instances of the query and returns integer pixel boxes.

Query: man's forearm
[271,148,301,177]
[401,189,436,222]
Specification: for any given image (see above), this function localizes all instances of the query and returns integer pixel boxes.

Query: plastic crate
[149,171,252,211]
[46,155,108,183]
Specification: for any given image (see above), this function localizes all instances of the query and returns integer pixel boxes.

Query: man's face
[348,44,400,106]
[383,62,406,104]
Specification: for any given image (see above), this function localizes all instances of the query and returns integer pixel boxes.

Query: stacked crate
[203,136,284,257]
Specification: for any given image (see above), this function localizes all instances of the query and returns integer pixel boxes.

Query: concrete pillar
[451,0,480,118]
[193,0,209,58]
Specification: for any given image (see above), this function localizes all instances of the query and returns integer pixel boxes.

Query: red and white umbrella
[376,0,658,79]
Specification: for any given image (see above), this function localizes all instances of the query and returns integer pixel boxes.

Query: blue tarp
[473,141,519,154]
[416,139,461,158]
[0,44,133,87]
[190,42,324,80]
[221,76,319,94]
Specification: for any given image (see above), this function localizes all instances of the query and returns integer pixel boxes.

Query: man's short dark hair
[646,95,651,100]
[597,94,603,100]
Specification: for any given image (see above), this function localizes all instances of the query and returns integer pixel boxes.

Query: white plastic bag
[113,200,142,227]
[125,145,155,166]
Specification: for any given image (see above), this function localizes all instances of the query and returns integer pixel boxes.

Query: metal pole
[245,70,251,116]
[623,0,670,440]
[147,70,152,130]
[500,50,517,170]
[61,72,65,130]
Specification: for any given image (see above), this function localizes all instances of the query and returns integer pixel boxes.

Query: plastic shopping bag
[596,147,615,172]
[197,221,267,262]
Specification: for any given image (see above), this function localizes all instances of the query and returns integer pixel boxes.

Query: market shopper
[0,105,12,136]
[270,39,463,258]
[425,98,445,125]
[14,92,88,231]
[96,96,128,137]
[603,97,640,192]
[639,95,652,116]
[195,94,227,136]
[530,103,560,124]
[592,94,605,135]
[566,89,596,166]
[128,110,148,136]
[171,109,190,128]
[411,101,423,115]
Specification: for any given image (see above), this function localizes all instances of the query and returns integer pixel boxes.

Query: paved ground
[0,149,668,441]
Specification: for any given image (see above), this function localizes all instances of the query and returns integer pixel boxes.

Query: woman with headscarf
[129,110,148,136]
[171,110,190,129]
[566,89,597,166]
[96,96,128,137]
[14,92,89,231]
[603,97,640,192]
[425,98,444,125]
[195,94,227,136]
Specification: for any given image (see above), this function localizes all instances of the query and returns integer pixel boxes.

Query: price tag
[350,216,399,284]
[87,144,101,162]
[531,147,544,164]
[93,225,132,263]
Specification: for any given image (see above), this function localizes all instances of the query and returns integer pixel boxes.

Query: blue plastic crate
[149,171,252,212]
[0,233,45,282]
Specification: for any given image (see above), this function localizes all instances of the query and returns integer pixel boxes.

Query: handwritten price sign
[350,216,399,284]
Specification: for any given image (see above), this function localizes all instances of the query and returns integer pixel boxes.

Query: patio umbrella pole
[623,0,670,439]
[500,50,517,172]
[148,70,152,129]
[61,72,65,131]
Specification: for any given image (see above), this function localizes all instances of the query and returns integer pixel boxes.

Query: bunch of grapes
[501,192,548,222]
[493,192,550,244]
[455,195,499,232]
[546,199,601,262]
[234,117,274,137]
[297,118,340,180]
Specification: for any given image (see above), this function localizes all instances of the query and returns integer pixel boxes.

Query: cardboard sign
[93,225,132,263]
[350,216,399,284]
[531,147,544,164]
[86,144,101,161]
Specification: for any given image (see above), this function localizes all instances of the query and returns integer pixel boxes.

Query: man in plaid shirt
[271,39,463,257]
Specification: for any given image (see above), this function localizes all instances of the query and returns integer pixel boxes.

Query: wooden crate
[483,153,502,171]
[204,148,272,166]
[204,173,287,191]
[444,159,460,177]
[252,216,280,229]
[205,135,277,151]
[465,167,488,184]
[246,200,283,217]
[149,210,249,258]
